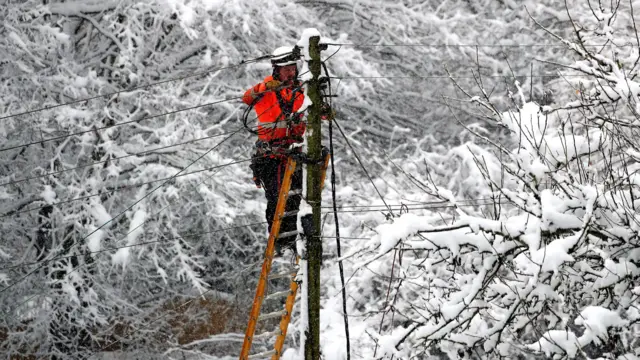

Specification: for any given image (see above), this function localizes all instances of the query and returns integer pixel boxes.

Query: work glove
[265,79,282,91]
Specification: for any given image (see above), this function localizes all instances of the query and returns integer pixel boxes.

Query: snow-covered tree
[341,2,640,358]
[3,0,640,359]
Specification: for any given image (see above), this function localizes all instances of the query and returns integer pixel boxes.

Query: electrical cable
[1,72,306,155]
[320,198,500,209]
[332,118,394,216]
[320,236,369,240]
[0,132,235,187]
[1,96,311,217]
[0,96,242,154]
[329,101,351,360]
[0,145,267,327]
[0,53,276,123]
[322,201,496,214]
[330,74,595,80]
[321,203,449,209]
[0,78,315,294]
[0,102,307,188]
[0,220,267,326]
[243,65,313,140]
[0,158,253,219]
[324,42,634,48]
[242,82,306,137]
[0,222,266,272]
[0,128,241,295]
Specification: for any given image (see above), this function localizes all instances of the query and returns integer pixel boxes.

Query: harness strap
[274,85,304,137]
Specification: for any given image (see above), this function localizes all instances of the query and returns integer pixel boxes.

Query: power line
[323,202,493,214]
[321,236,369,240]
[0,198,500,271]
[0,82,309,217]
[332,118,394,215]
[0,54,273,123]
[321,201,495,214]
[0,146,264,326]
[324,42,634,48]
[0,222,266,272]
[0,96,242,154]
[330,74,594,80]
[0,78,309,155]
[0,132,234,187]
[325,198,498,208]
[320,200,485,209]
[0,158,253,219]
[0,88,306,291]
[0,129,241,295]
[328,107,351,360]
[0,88,307,188]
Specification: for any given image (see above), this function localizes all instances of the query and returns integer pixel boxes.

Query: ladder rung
[269,271,295,280]
[289,189,302,196]
[272,261,297,270]
[248,350,276,359]
[258,309,287,322]
[277,230,300,239]
[281,210,298,218]
[254,329,279,340]
[265,290,291,301]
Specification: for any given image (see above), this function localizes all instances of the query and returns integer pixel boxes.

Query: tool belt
[250,138,303,188]
[256,137,303,154]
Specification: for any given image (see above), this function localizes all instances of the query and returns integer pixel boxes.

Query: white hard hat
[271,46,299,66]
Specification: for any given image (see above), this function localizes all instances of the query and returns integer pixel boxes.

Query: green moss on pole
[304,35,322,360]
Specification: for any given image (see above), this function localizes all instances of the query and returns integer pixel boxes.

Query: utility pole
[304,35,323,360]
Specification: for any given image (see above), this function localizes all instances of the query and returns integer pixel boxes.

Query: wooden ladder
[239,154,330,360]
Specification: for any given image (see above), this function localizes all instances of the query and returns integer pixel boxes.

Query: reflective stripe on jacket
[242,76,305,143]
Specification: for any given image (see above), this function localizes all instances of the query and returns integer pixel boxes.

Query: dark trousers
[254,156,302,248]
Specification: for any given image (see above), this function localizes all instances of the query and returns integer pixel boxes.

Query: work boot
[275,235,297,257]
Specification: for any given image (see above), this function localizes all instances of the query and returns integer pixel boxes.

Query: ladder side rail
[239,158,297,360]
[272,268,299,360]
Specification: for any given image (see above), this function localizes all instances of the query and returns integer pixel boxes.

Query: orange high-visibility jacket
[243,76,305,143]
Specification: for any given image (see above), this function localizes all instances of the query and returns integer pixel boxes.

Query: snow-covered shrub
[346,4,640,359]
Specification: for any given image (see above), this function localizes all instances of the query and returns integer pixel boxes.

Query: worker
[243,46,305,255]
